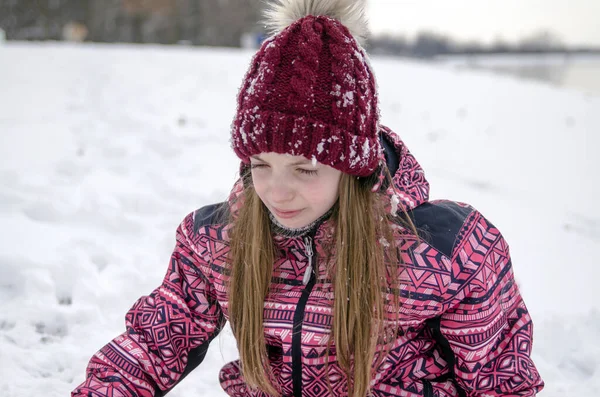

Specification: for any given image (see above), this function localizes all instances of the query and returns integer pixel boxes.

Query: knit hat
[230,0,383,177]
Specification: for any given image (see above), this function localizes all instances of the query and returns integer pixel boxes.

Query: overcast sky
[367,0,600,46]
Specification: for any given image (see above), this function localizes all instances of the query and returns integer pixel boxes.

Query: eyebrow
[251,155,313,166]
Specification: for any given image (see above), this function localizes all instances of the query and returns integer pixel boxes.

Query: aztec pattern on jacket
[72,126,544,397]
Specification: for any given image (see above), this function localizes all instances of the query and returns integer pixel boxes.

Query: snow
[1,42,599,396]
[317,140,325,154]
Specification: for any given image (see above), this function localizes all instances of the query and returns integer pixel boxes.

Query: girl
[72,1,544,396]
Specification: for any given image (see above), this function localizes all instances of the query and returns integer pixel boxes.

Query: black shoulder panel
[409,201,474,258]
[380,131,399,177]
[193,202,229,234]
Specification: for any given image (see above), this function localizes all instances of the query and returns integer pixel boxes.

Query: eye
[298,168,318,176]
[250,163,268,169]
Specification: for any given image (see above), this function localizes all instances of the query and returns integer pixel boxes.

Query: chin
[276,212,316,229]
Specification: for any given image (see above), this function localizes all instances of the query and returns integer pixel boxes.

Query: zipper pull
[302,236,314,285]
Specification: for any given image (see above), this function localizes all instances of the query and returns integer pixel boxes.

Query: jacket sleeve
[437,209,544,396]
[72,212,226,397]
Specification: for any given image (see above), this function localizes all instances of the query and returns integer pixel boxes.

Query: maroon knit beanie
[230,1,382,177]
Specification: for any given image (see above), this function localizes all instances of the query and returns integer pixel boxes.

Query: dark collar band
[269,207,334,238]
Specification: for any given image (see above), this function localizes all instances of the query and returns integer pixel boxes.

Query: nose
[269,174,294,204]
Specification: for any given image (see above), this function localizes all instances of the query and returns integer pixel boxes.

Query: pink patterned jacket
[72,127,544,397]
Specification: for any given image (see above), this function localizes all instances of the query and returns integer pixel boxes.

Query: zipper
[422,379,433,397]
[302,236,314,285]
[291,234,317,397]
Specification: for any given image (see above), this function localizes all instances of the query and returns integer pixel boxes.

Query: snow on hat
[230,0,383,177]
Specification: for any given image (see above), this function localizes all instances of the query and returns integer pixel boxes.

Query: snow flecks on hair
[390,193,400,215]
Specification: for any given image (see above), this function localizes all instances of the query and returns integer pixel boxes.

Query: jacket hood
[378,125,430,213]
[227,125,430,218]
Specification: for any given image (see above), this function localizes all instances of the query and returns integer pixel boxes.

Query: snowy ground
[0,42,599,396]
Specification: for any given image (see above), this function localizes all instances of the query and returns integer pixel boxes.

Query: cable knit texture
[231,15,382,177]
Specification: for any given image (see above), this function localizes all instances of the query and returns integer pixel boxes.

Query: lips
[273,207,303,219]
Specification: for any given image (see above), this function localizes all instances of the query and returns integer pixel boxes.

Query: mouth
[273,207,303,219]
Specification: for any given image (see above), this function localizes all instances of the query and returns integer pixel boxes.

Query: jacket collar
[378,125,430,213]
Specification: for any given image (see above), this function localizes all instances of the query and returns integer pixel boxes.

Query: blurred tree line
[368,30,598,58]
[1,0,597,55]
[0,0,263,46]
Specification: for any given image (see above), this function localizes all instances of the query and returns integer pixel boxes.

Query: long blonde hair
[228,168,410,397]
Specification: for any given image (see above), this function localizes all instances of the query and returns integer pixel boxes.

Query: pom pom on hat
[264,0,369,45]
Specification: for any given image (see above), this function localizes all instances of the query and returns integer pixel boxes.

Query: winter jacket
[72,126,544,397]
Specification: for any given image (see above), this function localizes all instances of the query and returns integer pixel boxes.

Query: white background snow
[0,42,599,396]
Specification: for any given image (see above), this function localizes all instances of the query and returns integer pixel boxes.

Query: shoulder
[178,202,231,245]
[175,203,232,278]
[407,199,477,259]
[407,201,511,300]
[191,202,230,234]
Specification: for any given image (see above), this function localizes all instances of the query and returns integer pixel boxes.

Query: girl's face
[250,152,342,229]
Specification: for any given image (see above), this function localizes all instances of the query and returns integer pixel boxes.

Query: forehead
[251,152,313,165]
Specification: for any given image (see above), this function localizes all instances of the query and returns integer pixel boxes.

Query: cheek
[321,175,341,205]
[305,180,339,205]
[250,172,267,198]
[323,185,340,206]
